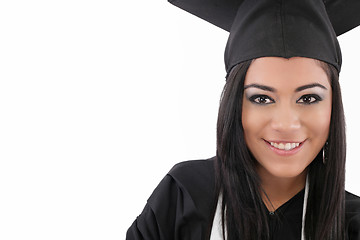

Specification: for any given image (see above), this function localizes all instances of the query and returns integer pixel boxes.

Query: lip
[263,139,306,156]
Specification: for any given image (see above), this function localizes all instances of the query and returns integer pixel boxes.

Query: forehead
[244,57,330,88]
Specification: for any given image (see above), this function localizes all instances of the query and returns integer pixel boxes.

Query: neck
[257,166,307,212]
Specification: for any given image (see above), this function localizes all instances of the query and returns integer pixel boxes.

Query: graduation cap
[168,0,360,74]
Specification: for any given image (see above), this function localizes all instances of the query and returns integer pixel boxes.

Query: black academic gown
[126,157,360,240]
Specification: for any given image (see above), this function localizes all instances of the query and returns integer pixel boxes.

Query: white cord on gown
[210,175,310,240]
[301,174,309,240]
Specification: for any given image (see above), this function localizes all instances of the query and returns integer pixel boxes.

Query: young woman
[214,56,353,239]
[127,0,360,239]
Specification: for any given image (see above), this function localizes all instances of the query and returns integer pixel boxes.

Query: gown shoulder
[127,157,360,239]
[126,156,217,240]
[346,191,360,239]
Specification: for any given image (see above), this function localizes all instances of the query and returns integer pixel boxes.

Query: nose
[270,103,301,133]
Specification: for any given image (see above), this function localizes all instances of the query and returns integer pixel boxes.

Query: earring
[322,141,328,164]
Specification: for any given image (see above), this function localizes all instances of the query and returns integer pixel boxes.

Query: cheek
[242,101,267,140]
[241,102,273,157]
[301,102,332,141]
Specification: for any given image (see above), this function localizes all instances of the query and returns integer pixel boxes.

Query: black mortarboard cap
[168,0,360,74]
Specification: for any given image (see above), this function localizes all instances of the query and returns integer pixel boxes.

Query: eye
[297,94,322,104]
[249,95,274,105]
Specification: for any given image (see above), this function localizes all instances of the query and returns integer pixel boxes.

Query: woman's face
[242,57,332,179]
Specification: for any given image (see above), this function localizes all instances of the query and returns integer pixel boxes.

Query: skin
[242,57,332,212]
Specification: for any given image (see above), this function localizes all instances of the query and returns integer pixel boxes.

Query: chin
[262,164,308,179]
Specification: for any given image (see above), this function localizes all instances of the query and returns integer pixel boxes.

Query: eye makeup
[247,94,275,105]
[245,92,325,105]
[296,94,323,104]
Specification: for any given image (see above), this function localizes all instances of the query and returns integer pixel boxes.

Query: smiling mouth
[264,140,305,151]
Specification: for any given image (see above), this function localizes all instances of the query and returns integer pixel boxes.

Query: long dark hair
[215,59,346,239]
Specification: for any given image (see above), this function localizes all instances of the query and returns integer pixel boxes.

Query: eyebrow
[295,83,327,92]
[244,83,328,92]
[244,84,275,92]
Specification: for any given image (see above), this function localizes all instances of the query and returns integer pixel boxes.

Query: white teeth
[285,143,291,150]
[269,141,301,151]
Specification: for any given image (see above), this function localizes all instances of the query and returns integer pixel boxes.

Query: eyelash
[297,94,323,104]
[248,95,275,105]
[248,94,322,105]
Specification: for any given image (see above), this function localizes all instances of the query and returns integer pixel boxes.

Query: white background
[0,1,359,239]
